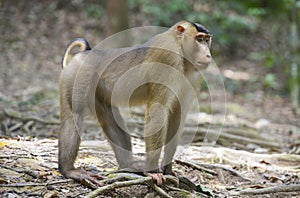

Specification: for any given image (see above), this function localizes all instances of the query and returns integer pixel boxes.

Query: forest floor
[0,93,299,197]
[1,2,300,197]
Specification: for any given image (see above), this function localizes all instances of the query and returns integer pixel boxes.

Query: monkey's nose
[206,54,211,58]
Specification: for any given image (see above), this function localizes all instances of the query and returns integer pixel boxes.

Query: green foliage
[129,0,191,26]
[288,63,300,108]
[195,184,214,197]
[263,73,278,89]
[224,77,240,93]
[85,4,104,18]
[249,51,281,70]
[201,78,208,91]
[247,7,266,17]
[129,0,261,55]
[18,91,45,106]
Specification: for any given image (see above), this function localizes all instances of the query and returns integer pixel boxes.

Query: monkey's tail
[61,38,91,68]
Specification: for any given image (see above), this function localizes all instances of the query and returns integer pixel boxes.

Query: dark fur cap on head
[191,22,210,34]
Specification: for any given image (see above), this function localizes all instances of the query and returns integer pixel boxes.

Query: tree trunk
[290,6,300,114]
[106,0,129,36]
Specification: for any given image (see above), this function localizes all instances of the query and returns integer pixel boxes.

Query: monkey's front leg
[162,101,185,175]
[144,98,169,185]
[144,134,166,185]
[162,92,191,176]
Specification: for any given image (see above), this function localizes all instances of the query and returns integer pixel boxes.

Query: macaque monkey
[59,21,212,186]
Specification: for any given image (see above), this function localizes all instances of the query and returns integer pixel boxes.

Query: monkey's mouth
[196,61,210,68]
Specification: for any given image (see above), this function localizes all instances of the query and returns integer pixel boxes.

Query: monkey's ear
[175,21,190,37]
[176,25,186,40]
[177,25,185,34]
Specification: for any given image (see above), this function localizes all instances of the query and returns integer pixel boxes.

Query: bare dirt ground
[0,127,299,197]
[0,1,299,197]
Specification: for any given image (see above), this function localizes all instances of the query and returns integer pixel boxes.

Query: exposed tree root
[87,173,175,198]
[0,179,72,187]
[176,159,252,182]
[85,172,205,198]
[175,159,217,175]
[234,184,300,195]
[185,127,281,149]
[3,109,60,125]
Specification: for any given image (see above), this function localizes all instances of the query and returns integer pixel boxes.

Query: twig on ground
[148,182,173,198]
[0,179,72,187]
[0,164,40,178]
[235,184,300,195]
[185,127,281,149]
[198,161,252,182]
[216,169,225,184]
[99,172,143,185]
[23,120,35,133]
[4,109,60,125]
[175,159,217,175]
[8,122,23,132]
[87,177,150,198]
[47,179,73,185]
[0,183,45,187]
[87,173,185,198]
[166,185,200,197]
[176,159,251,182]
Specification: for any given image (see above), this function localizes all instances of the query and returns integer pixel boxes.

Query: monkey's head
[173,21,212,69]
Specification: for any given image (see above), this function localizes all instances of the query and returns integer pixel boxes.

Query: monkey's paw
[64,169,107,189]
[144,172,166,186]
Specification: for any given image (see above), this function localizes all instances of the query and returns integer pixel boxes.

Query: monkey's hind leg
[95,101,133,169]
[58,115,106,188]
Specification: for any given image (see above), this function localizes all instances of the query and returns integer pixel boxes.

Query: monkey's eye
[196,34,211,44]
[196,36,205,42]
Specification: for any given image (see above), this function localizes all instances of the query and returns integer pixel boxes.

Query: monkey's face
[176,22,212,70]
[193,32,212,68]
[183,32,212,70]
